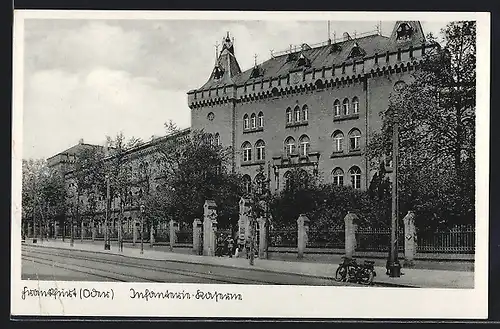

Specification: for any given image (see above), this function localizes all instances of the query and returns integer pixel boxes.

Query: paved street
[22,245,348,285]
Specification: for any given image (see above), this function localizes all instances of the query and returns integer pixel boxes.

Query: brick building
[188,21,437,192]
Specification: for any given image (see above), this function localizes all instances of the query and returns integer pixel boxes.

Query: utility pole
[104,175,111,250]
[389,113,401,277]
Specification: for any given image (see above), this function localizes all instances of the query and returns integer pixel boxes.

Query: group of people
[215,232,258,259]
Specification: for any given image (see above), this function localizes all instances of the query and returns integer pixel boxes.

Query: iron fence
[269,228,297,247]
[417,225,475,254]
[155,229,170,243]
[176,229,193,245]
[355,227,404,252]
[307,227,344,249]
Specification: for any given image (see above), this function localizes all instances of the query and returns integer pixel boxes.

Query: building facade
[187,21,436,192]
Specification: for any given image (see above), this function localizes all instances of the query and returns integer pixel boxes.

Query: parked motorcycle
[335,257,376,285]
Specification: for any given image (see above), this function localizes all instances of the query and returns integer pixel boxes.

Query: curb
[23,243,418,288]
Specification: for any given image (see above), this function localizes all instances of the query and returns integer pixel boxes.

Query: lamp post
[140,203,145,254]
[388,112,401,277]
[104,174,111,250]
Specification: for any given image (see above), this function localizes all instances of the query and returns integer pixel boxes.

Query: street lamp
[140,203,145,254]
[104,174,111,250]
[388,111,401,277]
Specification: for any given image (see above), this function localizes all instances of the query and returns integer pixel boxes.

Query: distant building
[187,21,437,192]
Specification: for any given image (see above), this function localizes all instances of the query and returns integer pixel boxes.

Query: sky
[21,17,450,160]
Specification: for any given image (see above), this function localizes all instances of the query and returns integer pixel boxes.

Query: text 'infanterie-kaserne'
[129,288,243,302]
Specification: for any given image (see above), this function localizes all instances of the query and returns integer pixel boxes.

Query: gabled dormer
[348,42,366,59]
[295,52,311,68]
[389,21,426,45]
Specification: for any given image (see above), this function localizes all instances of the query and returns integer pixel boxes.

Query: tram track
[22,247,306,285]
[22,245,404,286]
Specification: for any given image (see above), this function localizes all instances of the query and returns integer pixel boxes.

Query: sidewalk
[23,239,474,289]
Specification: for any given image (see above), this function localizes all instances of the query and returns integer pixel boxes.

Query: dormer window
[296,53,310,67]
[396,22,413,41]
[213,65,224,80]
[348,43,365,59]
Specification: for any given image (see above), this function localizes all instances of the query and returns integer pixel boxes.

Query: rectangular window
[334,105,341,116]
[334,138,343,152]
[295,110,300,122]
[351,175,361,189]
[286,112,292,124]
[243,149,252,162]
[257,147,265,161]
[303,109,308,121]
[251,117,256,129]
[350,136,360,150]
[343,103,349,115]
[353,102,359,114]
[333,176,343,186]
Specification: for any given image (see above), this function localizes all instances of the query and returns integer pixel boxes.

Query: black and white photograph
[11,10,489,319]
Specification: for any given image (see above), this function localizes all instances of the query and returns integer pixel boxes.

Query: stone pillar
[192,218,203,255]
[297,214,310,259]
[91,220,96,241]
[81,220,86,241]
[150,223,155,247]
[257,217,268,259]
[344,212,358,258]
[203,200,217,256]
[169,219,177,251]
[238,198,251,247]
[54,221,59,239]
[403,211,417,267]
[133,220,138,245]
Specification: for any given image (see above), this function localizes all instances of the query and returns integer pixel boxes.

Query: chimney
[78,138,84,145]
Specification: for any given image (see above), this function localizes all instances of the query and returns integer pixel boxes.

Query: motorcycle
[334,257,376,285]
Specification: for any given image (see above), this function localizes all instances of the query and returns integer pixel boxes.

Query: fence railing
[417,225,475,254]
[307,227,344,249]
[355,227,404,252]
[176,229,193,245]
[269,229,297,248]
[155,229,170,243]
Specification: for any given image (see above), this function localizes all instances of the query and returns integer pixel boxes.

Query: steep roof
[235,34,392,85]
[192,21,432,93]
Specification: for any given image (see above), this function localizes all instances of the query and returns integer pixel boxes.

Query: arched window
[334,99,341,116]
[299,135,310,156]
[302,105,309,121]
[294,106,301,122]
[349,166,361,189]
[214,133,220,146]
[251,113,257,129]
[342,98,350,115]
[242,174,252,194]
[243,114,249,130]
[284,137,296,156]
[255,140,265,161]
[286,107,292,124]
[241,142,252,162]
[352,97,359,114]
[283,171,292,190]
[332,131,344,153]
[349,129,361,151]
[258,111,264,128]
[332,168,344,186]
